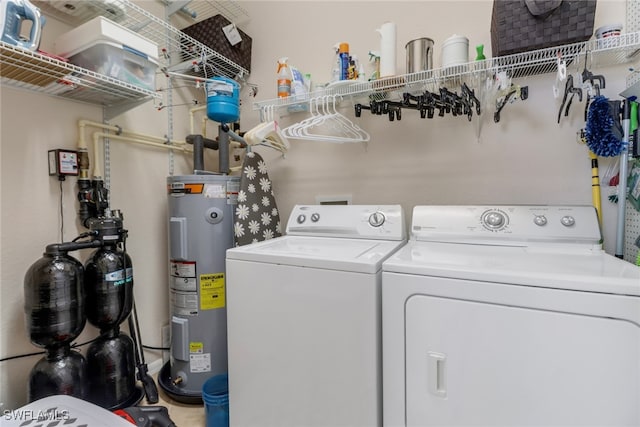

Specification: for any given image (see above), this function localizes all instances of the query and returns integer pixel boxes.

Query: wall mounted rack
[1,0,249,119]
[254,31,640,113]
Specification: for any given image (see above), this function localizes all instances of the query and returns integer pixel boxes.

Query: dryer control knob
[482,211,506,229]
[368,211,386,227]
[297,214,306,224]
[311,213,320,222]
[561,215,575,227]
[534,215,547,226]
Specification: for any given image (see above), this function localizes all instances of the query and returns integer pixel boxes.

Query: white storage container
[55,16,159,91]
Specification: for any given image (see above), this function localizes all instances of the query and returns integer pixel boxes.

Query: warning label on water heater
[189,341,210,373]
[170,260,198,315]
[190,353,211,373]
[200,273,225,310]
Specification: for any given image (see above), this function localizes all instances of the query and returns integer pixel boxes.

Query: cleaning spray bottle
[368,51,380,80]
[339,42,350,80]
[277,57,292,98]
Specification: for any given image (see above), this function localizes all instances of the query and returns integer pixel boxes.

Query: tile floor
[152,390,206,426]
[142,374,207,426]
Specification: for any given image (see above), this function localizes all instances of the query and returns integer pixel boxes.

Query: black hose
[123,234,159,404]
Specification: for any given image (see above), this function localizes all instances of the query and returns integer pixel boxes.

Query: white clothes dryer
[382,205,640,427]
[226,204,406,427]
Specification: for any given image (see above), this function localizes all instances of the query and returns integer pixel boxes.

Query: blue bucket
[206,77,240,123]
[202,374,229,427]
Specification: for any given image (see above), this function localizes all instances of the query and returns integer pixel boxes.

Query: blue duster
[585,96,626,157]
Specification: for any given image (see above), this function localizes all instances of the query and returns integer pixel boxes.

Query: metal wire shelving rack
[0,0,249,119]
[0,40,160,119]
[254,31,640,112]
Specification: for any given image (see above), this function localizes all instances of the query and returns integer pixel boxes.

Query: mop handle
[589,150,602,228]
[615,99,631,258]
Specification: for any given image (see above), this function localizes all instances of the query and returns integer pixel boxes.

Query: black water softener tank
[83,215,137,409]
[24,246,88,401]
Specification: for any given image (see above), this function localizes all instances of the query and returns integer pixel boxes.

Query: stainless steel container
[405,37,434,74]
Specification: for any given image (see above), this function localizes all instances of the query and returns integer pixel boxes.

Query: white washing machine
[226,204,406,427]
[382,205,640,427]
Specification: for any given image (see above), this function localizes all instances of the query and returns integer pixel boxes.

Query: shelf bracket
[104,97,155,121]
[166,0,194,17]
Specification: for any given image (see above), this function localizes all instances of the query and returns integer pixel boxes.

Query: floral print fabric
[233,151,282,246]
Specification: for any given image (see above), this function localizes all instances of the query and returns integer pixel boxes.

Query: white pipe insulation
[92,131,192,156]
[79,119,186,146]
[90,132,194,190]
[189,105,207,136]
[78,119,190,180]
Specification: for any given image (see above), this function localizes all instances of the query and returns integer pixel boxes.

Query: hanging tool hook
[495,85,528,123]
[558,75,583,124]
[553,52,567,99]
[581,51,605,120]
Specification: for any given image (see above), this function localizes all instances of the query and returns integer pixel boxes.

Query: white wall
[0,0,629,410]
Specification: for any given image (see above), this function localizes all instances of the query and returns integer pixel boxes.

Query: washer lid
[227,235,406,273]
[383,241,640,296]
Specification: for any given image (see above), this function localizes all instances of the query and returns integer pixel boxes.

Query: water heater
[161,174,239,402]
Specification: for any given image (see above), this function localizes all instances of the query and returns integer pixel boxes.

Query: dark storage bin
[491,0,597,57]
[180,14,252,73]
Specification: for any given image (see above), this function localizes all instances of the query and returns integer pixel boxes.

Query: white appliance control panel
[411,205,601,245]
[286,205,405,240]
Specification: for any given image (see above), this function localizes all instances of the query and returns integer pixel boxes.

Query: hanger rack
[254,31,640,114]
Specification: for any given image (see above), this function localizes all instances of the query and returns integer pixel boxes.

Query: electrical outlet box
[48,149,79,180]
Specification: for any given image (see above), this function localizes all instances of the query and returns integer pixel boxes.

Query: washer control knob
[297,214,306,224]
[482,211,506,229]
[311,213,320,222]
[561,215,575,227]
[534,215,547,226]
[368,211,386,227]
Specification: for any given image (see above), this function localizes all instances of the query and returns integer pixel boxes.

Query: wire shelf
[0,41,160,118]
[2,1,250,117]
[254,31,640,111]
[33,0,249,81]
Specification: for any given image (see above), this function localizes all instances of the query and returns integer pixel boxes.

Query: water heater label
[170,290,198,316]
[227,181,239,204]
[200,273,225,310]
[171,261,196,277]
[204,184,225,198]
[190,353,211,373]
[168,183,204,194]
[171,276,197,291]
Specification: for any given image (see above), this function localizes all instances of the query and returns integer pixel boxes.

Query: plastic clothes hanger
[245,121,290,155]
[301,96,368,141]
[284,95,369,143]
[283,96,322,139]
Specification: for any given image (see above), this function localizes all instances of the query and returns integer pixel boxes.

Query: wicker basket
[491,0,597,57]
[180,14,252,73]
